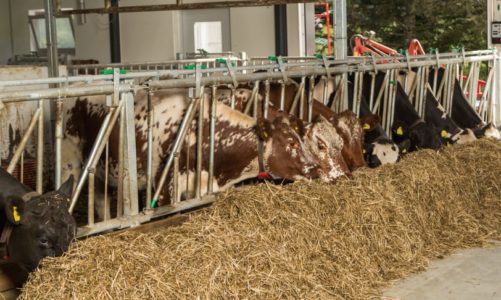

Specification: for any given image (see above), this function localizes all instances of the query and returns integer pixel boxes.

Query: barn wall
[229,6,275,56]
[9,0,110,63]
[7,0,303,63]
[0,0,13,65]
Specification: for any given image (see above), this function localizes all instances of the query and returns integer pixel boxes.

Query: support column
[333,0,347,59]
[274,5,288,56]
[109,0,121,63]
[44,0,59,78]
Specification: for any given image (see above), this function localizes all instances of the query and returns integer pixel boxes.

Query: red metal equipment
[351,34,399,57]
[351,34,425,57]
[315,2,332,55]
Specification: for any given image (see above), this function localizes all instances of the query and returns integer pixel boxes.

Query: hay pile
[21,140,501,299]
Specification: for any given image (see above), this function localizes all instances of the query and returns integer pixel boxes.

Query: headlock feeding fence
[0,49,500,237]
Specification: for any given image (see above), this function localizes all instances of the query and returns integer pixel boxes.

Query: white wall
[9,0,110,63]
[229,6,275,57]
[0,0,13,64]
[6,1,304,63]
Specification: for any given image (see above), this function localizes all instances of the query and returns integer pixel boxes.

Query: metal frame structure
[0,49,498,237]
[54,0,321,15]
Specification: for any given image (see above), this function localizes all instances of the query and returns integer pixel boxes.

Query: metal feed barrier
[0,49,499,237]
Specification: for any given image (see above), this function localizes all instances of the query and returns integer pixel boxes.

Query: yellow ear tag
[13,206,21,222]
[263,132,268,138]
[396,127,404,136]
[363,123,371,130]
[441,130,448,138]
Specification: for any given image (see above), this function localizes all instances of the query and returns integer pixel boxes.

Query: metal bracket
[435,50,441,68]
[195,63,202,96]
[371,52,378,74]
[405,50,412,71]
[322,55,331,79]
[113,68,120,105]
[225,60,239,88]
[276,57,288,83]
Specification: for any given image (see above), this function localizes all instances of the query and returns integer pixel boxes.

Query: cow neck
[257,139,271,180]
[0,191,38,261]
[409,118,425,130]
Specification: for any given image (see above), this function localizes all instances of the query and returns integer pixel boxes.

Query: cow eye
[318,141,327,150]
[39,238,49,247]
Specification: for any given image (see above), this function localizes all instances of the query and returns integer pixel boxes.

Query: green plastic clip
[389,80,397,85]
[314,53,323,59]
[150,199,158,209]
[184,64,207,70]
[267,55,278,61]
[398,48,405,55]
[99,69,128,75]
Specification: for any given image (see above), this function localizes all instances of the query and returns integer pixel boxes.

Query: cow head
[303,116,350,182]
[363,138,400,168]
[392,120,442,151]
[329,111,367,171]
[257,116,323,181]
[3,177,76,273]
[473,123,501,140]
[425,92,462,145]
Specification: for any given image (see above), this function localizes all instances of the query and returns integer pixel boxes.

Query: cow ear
[392,121,407,137]
[256,118,273,141]
[360,114,380,131]
[57,175,75,199]
[3,195,25,225]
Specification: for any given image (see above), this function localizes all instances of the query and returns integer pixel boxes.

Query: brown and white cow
[62,87,350,214]
[217,83,371,172]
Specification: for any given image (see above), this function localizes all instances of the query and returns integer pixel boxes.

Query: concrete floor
[383,242,501,300]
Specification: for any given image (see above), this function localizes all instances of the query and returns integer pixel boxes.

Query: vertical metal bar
[37,99,44,194]
[333,0,347,59]
[116,99,125,218]
[289,80,305,117]
[122,92,139,216]
[280,81,286,110]
[195,90,205,199]
[244,80,259,116]
[20,153,24,184]
[103,95,112,220]
[308,75,314,122]
[146,91,154,210]
[54,99,63,188]
[369,72,376,111]
[44,0,59,79]
[230,86,236,110]
[322,77,329,106]
[299,77,306,119]
[264,80,270,119]
[172,153,179,204]
[88,169,95,225]
[208,85,217,194]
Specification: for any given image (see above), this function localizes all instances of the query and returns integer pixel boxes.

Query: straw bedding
[21,140,501,299]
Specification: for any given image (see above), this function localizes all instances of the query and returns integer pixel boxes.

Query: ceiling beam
[56,0,321,15]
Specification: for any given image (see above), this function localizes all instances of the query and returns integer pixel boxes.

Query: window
[194,21,222,53]
[29,9,76,55]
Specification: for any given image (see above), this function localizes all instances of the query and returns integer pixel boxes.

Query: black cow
[0,167,75,284]
[363,72,442,152]
[424,89,463,145]
[347,80,402,167]
[431,68,500,140]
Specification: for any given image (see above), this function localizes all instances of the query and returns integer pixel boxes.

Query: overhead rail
[55,0,321,15]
